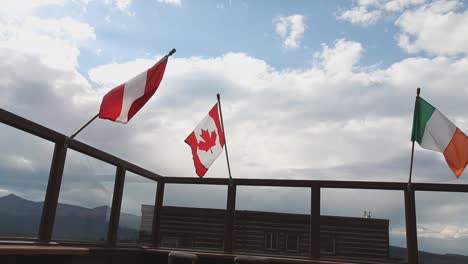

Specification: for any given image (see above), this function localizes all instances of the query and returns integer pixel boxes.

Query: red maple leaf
[198,129,217,153]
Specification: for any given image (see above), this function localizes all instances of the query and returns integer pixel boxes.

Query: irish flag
[411,97,468,177]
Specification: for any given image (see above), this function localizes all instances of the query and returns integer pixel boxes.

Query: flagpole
[408,87,421,185]
[217,93,233,183]
[69,113,99,140]
[68,48,177,140]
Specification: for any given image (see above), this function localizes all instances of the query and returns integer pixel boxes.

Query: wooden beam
[413,183,468,193]
[107,166,126,246]
[162,177,468,193]
[0,245,90,255]
[0,108,64,142]
[404,189,419,264]
[68,140,162,182]
[310,184,320,259]
[224,184,236,252]
[0,108,162,182]
[152,182,165,247]
[38,140,68,242]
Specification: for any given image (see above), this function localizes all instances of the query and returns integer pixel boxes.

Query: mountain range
[389,246,468,264]
[0,194,139,241]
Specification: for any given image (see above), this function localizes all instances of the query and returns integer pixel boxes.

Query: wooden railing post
[310,184,320,259]
[107,165,126,246]
[405,188,419,264]
[224,184,236,252]
[38,139,68,242]
[152,181,165,247]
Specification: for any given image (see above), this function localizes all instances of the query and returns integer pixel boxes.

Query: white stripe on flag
[421,109,456,152]
[116,70,148,123]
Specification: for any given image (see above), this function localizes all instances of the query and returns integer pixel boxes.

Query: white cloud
[0,4,95,71]
[338,0,426,25]
[158,0,182,7]
[88,58,160,88]
[338,6,381,25]
[421,225,468,239]
[394,223,468,240]
[315,39,364,75]
[396,0,468,55]
[24,17,95,43]
[383,0,426,12]
[339,0,468,56]
[0,0,98,129]
[113,0,135,15]
[358,0,380,6]
[2,156,35,172]
[274,14,306,49]
[115,0,132,11]
[0,0,65,14]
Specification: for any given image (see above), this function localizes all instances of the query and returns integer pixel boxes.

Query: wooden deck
[0,245,89,255]
[0,245,405,264]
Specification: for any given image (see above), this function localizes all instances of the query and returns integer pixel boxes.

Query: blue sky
[2,0,468,256]
[39,0,408,75]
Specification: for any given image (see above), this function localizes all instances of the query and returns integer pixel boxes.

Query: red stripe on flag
[185,132,208,177]
[127,57,168,121]
[209,103,225,147]
[99,83,125,121]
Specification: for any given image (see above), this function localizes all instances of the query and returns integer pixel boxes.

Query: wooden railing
[2,107,468,264]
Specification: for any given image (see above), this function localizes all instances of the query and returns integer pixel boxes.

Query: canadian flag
[98,55,169,123]
[185,103,225,177]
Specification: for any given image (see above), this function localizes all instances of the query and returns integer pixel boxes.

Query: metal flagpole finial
[168,48,176,57]
[417,87,421,96]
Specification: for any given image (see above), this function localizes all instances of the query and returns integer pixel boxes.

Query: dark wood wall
[140,205,389,259]
[321,216,389,259]
[161,206,225,250]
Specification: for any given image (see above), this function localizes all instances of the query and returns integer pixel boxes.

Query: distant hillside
[0,194,44,238]
[0,194,139,241]
[390,246,468,264]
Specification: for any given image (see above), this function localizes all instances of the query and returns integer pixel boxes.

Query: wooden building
[140,205,389,260]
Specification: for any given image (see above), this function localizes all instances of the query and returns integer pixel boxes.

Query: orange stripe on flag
[443,128,468,177]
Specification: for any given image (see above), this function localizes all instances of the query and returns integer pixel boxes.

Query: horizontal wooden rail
[0,108,65,142]
[412,182,468,192]
[0,108,163,182]
[162,177,468,192]
[0,245,90,255]
[68,140,162,181]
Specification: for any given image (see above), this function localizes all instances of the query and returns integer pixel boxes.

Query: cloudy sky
[1,0,468,255]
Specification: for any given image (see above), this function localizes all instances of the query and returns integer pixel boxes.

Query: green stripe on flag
[411,97,436,143]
